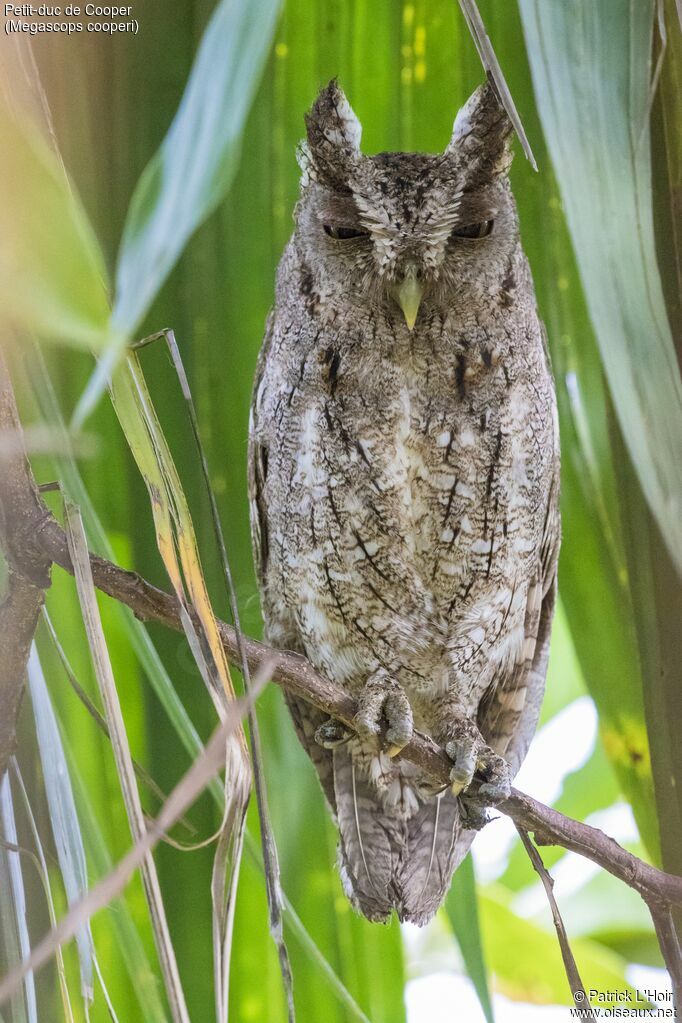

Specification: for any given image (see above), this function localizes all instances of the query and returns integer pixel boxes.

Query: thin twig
[517,826,595,1019]
[649,901,682,1009]
[457,0,538,170]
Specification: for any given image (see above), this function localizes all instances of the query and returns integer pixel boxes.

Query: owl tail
[332,745,472,925]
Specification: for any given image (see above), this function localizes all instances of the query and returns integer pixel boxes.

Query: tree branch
[33,512,682,913]
[0,573,45,777]
[651,902,682,1009]
[517,826,595,1019]
[0,346,52,778]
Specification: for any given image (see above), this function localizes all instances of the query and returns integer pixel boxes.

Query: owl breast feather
[253,292,556,727]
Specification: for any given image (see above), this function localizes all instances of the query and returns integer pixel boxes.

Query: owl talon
[315,719,353,749]
[476,757,512,804]
[444,720,511,802]
[444,720,479,795]
[353,671,413,754]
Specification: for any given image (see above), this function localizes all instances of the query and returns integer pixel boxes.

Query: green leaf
[75,0,282,425]
[519,0,682,575]
[444,854,494,1023]
[111,0,282,339]
[611,0,682,886]
[0,102,111,350]
[488,0,660,858]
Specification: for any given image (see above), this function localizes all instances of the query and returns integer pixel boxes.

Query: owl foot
[315,718,353,749]
[444,719,511,805]
[353,672,414,757]
[458,760,511,830]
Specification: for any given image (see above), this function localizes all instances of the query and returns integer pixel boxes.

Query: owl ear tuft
[302,79,362,191]
[446,77,513,176]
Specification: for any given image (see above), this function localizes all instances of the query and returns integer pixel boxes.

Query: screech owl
[248,77,560,925]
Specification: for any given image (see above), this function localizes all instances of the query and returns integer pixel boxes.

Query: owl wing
[248,313,338,813]
[478,464,561,774]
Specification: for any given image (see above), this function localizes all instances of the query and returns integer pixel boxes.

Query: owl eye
[451,219,495,240]
[323,224,368,240]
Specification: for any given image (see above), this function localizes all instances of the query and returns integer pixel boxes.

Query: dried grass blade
[28,345,209,775]
[212,758,249,1023]
[26,643,95,1006]
[160,328,294,1020]
[110,354,252,1016]
[457,0,538,170]
[41,608,195,836]
[67,755,168,1023]
[63,499,190,1023]
[0,773,37,1023]
[0,692,255,1010]
[110,355,244,717]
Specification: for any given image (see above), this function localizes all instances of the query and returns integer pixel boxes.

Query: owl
[248,77,560,925]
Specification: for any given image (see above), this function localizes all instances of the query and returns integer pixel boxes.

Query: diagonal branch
[517,826,595,1019]
[650,902,682,1009]
[34,511,682,912]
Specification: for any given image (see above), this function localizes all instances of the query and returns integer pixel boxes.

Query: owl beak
[395,274,423,331]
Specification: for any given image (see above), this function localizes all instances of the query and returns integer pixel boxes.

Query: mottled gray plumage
[248,78,560,925]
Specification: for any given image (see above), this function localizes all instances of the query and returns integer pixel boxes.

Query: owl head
[295,78,519,331]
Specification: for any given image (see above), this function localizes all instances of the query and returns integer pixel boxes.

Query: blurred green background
[0,0,680,1020]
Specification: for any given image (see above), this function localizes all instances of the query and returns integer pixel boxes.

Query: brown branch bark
[517,826,595,1019]
[0,346,52,778]
[651,902,682,1009]
[0,574,45,776]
